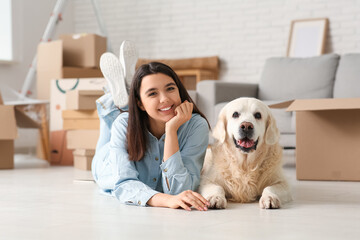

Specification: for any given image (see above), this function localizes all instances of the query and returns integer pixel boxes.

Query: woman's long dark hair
[127,62,209,161]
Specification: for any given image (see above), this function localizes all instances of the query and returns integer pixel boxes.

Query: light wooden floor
[1,154,359,240]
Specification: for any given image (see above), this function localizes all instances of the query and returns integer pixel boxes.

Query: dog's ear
[265,112,280,145]
[212,107,227,143]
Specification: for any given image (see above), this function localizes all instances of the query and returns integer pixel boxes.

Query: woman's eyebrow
[145,88,157,95]
[165,82,176,87]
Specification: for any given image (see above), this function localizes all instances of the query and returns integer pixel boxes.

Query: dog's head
[212,97,279,154]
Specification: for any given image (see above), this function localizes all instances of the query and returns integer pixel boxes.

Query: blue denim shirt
[92,93,209,207]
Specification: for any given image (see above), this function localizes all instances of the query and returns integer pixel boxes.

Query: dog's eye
[232,112,240,118]
[254,112,262,119]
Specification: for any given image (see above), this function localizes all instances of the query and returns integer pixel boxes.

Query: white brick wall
[74,0,360,83]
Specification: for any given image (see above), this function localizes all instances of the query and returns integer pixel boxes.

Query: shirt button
[153,178,157,182]
[164,168,168,172]
[138,201,141,205]
[155,157,159,161]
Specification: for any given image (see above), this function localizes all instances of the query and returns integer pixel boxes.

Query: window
[0,0,13,61]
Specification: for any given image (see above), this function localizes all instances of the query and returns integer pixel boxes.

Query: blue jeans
[92,93,126,186]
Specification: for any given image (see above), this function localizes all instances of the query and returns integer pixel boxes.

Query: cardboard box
[0,140,15,169]
[73,155,93,171]
[59,33,107,68]
[62,110,98,119]
[0,94,17,169]
[73,149,95,156]
[0,106,18,140]
[73,149,95,171]
[50,130,73,165]
[66,130,100,150]
[287,98,360,181]
[0,93,18,169]
[37,40,104,100]
[62,110,100,130]
[66,90,104,110]
[50,78,106,131]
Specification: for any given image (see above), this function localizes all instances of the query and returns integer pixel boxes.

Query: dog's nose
[239,121,254,138]
[240,122,254,131]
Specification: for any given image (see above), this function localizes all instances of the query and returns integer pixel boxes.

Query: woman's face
[138,73,182,126]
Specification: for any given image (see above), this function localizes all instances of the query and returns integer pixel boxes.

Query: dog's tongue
[237,139,254,148]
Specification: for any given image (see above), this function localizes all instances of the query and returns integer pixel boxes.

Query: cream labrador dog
[199,97,292,209]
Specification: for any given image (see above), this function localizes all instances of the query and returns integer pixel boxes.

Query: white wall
[74,0,360,83]
[0,0,74,150]
[0,0,74,96]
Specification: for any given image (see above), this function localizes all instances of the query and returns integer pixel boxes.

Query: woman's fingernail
[204,207,208,211]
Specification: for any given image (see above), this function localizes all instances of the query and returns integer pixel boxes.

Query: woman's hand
[167,190,210,211]
[165,101,193,133]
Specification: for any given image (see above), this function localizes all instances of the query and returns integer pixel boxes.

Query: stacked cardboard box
[0,93,17,169]
[39,33,106,165]
[37,33,106,100]
[66,129,99,171]
[61,89,103,170]
[0,93,44,169]
[49,78,105,166]
[62,109,100,130]
[50,78,106,131]
[73,149,96,171]
[66,90,104,111]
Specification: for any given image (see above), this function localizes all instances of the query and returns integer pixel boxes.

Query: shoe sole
[119,40,138,90]
[100,52,128,108]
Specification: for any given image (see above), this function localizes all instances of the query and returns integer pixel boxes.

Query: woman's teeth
[160,106,171,111]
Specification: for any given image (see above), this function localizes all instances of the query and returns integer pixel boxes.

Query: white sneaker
[119,40,138,91]
[100,52,128,108]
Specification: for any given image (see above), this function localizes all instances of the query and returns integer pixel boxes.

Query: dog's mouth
[233,137,259,153]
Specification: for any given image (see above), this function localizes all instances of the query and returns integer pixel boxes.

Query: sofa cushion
[214,102,227,128]
[259,54,340,101]
[334,54,360,98]
[279,134,296,149]
[263,100,295,134]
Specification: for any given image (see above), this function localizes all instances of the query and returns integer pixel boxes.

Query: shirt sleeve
[160,115,209,195]
[109,116,159,207]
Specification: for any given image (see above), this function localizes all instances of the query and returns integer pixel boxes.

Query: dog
[199,97,292,209]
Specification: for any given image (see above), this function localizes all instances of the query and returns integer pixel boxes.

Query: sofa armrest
[196,80,258,127]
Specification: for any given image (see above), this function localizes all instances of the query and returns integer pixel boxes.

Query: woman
[92,62,210,211]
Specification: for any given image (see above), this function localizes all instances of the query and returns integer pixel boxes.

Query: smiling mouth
[159,105,173,112]
[233,136,259,153]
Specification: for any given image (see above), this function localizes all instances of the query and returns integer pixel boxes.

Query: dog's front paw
[207,195,227,209]
[259,194,281,209]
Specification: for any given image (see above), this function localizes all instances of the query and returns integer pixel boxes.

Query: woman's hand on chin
[165,101,193,133]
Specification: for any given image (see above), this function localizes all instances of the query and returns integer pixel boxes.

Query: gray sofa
[196,53,360,148]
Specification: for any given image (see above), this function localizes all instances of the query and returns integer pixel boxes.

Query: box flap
[37,40,63,70]
[0,92,3,105]
[268,100,294,109]
[287,98,360,111]
[0,106,18,139]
